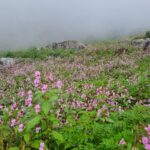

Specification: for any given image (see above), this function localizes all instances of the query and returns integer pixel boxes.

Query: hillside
[0,39,150,150]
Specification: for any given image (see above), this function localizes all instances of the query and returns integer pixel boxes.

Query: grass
[0,47,78,59]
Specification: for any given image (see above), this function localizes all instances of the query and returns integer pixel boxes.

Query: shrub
[145,31,150,38]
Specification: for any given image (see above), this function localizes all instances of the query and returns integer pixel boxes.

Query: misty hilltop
[0,0,150,50]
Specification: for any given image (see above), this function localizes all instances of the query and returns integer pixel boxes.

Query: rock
[132,38,150,50]
[143,41,150,50]
[45,40,86,50]
[0,58,15,66]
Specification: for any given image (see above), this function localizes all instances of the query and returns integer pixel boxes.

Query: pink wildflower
[119,138,126,145]
[41,84,48,94]
[35,71,41,79]
[57,99,63,105]
[11,102,18,110]
[97,109,101,117]
[105,91,110,96]
[18,123,24,132]
[145,144,150,150]
[28,90,33,98]
[142,137,148,144]
[81,94,86,99]
[11,119,17,127]
[17,110,25,117]
[25,97,32,107]
[56,108,62,118]
[39,142,44,150]
[56,80,62,89]
[34,78,40,87]
[35,104,40,113]
[49,73,54,81]
[35,127,41,133]
[18,90,25,97]
[145,125,150,135]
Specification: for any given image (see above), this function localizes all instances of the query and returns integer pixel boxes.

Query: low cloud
[0,0,150,50]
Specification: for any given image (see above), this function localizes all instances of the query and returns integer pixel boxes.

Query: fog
[0,0,150,50]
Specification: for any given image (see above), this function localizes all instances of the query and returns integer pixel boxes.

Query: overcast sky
[0,0,150,50]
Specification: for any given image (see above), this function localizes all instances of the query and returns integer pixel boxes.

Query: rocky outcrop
[132,38,150,50]
[45,40,86,50]
[0,58,15,66]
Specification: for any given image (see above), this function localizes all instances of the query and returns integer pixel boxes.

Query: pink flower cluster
[97,105,110,117]
[145,125,150,136]
[25,90,33,107]
[41,84,48,94]
[97,86,117,99]
[11,102,18,110]
[39,142,44,150]
[55,80,63,89]
[18,89,25,97]
[34,71,41,87]
[56,106,67,126]
[35,104,40,113]
[18,123,24,132]
[57,99,63,105]
[11,119,17,127]
[142,125,150,150]
[49,73,54,81]
[71,99,98,111]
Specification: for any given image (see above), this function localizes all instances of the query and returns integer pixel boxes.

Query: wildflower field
[0,40,150,150]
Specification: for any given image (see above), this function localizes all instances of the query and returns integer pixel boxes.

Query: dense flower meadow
[0,42,150,149]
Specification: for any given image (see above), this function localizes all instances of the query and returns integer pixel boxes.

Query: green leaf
[26,116,41,131]
[8,147,19,150]
[50,95,59,102]
[31,140,40,149]
[106,118,114,123]
[41,101,50,115]
[24,133,30,144]
[49,116,59,126]
[52,131,64,144]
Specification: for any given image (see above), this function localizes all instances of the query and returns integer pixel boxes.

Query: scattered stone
[0,58,15,66]
[45,40,86,50]
[132,38,150,50]
[143,41,150,50]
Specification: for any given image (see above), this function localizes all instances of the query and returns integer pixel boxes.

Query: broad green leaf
[41,101,50,115]
[24,133,30,144]
[52,131,64,144]
[31,140,40,149]
[8,147,19,150]
[50,95,59,102]
[49,116,59,126]
[106,118,114,123]
[26,115,41,131]
[41,120,47,130]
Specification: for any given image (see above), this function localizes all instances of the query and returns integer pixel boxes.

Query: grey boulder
[45,40,86,50]
[132,38,150,50]
[0,58,15,66]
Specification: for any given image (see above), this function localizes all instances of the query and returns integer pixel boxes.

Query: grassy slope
[0,40,150,149]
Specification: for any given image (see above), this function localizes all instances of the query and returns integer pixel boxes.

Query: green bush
[145,31,150,38]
